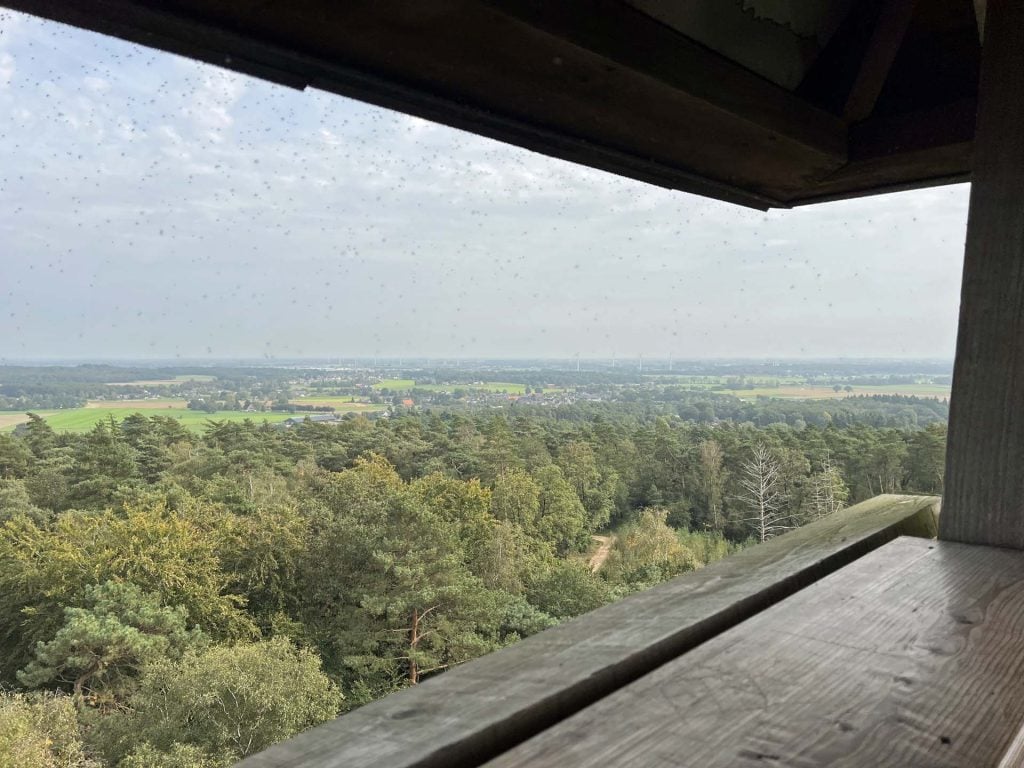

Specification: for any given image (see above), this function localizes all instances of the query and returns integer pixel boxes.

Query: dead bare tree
[739,443,790,542]
[698,439,725,530]
[808,452,847,520]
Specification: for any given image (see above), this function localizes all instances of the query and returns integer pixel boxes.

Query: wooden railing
[237,494,940,768]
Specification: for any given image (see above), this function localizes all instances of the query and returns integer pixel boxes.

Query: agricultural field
[373,379,527,394]
[855,383,951,397]
[106,374,217,386]
[371,379,416,390]
[720,383,951,401]
[0,407,300,433]
[0,412,39,430]
[85,398,188,409]
[665,375,805,389]
[289,397,385,412]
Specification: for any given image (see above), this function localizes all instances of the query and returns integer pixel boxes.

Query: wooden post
[941,1,1024,548]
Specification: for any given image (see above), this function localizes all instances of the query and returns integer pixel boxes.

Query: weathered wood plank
[843,0,915,121]
[941,0,1024,549]
[974,0,986,39]
[789,99,976,206]
[789,141,971,207]
[487,536,1024,768]
[238,495,938,768]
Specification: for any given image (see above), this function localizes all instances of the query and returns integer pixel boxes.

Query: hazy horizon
[1,9,970,361]
[0,354,954,363]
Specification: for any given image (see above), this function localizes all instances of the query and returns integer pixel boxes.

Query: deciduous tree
[96,638,340,766]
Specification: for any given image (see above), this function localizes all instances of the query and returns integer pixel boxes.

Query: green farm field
[86,398,188,409]
[0,407,300,434]
[372,379,416,390]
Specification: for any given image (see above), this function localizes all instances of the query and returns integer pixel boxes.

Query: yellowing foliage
[0,501,254,681]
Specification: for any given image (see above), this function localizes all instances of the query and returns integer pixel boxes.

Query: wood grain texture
[238,495,937,768]
[789,141,971,207]
[485,0,847,160]
[487,536,1024,768]
[942,0,1024,549]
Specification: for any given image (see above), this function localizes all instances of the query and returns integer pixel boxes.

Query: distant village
[3,362,952,438]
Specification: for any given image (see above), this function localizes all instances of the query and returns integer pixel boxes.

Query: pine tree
[17,582,207,709]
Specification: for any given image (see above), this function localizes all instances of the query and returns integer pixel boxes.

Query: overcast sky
[0,9,969,362]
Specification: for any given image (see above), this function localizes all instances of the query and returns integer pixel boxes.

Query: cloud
[82,75,108,92]
[184,67,248,140]
[0,52,13,87]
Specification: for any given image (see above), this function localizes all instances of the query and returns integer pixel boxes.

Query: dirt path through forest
[589,535,613,572]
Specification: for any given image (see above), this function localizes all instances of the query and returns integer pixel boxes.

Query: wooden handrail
[238,494,939,768]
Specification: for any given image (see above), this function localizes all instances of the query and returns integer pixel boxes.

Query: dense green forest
[506,392,948,429]
[0,407,946,767]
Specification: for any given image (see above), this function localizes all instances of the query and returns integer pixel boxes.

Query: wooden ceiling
[4,0,981,209]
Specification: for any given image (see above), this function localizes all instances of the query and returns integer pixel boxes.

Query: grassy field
[373,379,527,394]
[371,379,416,390]
[721,384,951,401]
[0,407,301,433]
[85,398,188,409]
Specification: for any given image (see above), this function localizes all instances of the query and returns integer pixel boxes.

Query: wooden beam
[788,99,975,206]
[2,0,822,209]
[238,495,938,768]
[4,0,982,207]
[941,0,1024,549]
[486,537,1024,768]
[790,152,972,208]
[848,98,977,161]
[485,0,847,162]
[1,0,858,209]
[843,0,916,121]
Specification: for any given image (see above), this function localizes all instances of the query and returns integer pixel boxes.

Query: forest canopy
[0,405,946,766]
